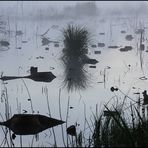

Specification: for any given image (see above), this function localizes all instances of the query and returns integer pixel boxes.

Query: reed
[61,24,90,92]
[92,99,148,147]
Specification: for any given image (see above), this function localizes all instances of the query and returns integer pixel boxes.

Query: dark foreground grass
[92,104,148,147]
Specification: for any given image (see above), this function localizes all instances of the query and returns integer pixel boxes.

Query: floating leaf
[0,114,65,135]
[67,125,76,136]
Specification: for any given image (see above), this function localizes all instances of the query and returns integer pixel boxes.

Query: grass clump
[61,24,90,92]
[92,103,148,147]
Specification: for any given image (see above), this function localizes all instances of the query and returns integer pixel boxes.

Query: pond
[0,11,148,147]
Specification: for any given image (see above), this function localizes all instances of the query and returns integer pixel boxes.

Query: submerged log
[0,114,65,135]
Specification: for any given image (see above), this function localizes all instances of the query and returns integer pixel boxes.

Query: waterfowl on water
[0,114,65,135]
[0,71,56,82]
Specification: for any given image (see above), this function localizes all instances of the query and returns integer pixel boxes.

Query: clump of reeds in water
[61,24,90,91]
[92,103,148,147]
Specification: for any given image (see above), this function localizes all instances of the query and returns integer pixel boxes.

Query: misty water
[0,1,148,147]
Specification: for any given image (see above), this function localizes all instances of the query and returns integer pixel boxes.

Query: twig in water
[45,86,57,147]
[58,88,66,147]
[21,79,34,114]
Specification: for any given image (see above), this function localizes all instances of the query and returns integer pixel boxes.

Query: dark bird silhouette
[0,72,56,82]
[0,114,65,135]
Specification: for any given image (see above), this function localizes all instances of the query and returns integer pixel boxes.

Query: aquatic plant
[61,24,91,91]
[92,99,148,147]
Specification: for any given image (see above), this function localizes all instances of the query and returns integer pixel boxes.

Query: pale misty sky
[0,1,147,11]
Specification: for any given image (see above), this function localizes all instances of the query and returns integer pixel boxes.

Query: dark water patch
[140,44,145,51]
[89,65,96,68]
[119,46,132,52]
[16,47,22,49]
[94,50,101,54]
[99,32,105,35]
[98,43,105,47]
[91,44,97,48]
[36,56,44,59]
[54,43,59,47]
[82,58,98,64]
[16,30,23,36]
[22,40,28,43]
[125,35,133,41]
[108,46,119,48]
[121,30,126,34]
[45,47,49,50]
[0,40,10,47]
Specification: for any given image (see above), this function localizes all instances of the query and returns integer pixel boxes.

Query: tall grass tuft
[92,102,148,147]
[61,24,90,92]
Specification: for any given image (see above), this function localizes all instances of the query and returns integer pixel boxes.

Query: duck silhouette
[0,114,65,135]
[0,72,56,82]
[0,67,56,82]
